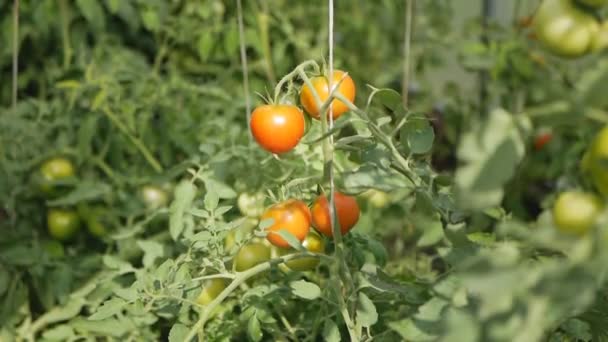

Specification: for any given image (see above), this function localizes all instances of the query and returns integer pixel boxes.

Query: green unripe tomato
[362,189,390,208]
[534,0,600,57]
[196,278,228,305]
[583,126,608,195]
[38,157,75,196]
[576,0,608,8]
[234,242,271,272]
[47,208,81,241]
[552,191,602,235]
[237,192,266,218]
[591,21,608,52]
[140,185,169,209]
[279,231,326,272]
[77,204,109,238]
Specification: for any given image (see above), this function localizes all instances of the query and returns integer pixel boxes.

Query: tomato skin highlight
[47,208,81,241]
[533,0,600,58]
[140,185,170,209]
[234,242,271,272]
[300,70,356,120]
[250,105,306,154]
[311,192,360,237]
[196,278,228,305]
[552,191,602,236]
[262,200,311,248]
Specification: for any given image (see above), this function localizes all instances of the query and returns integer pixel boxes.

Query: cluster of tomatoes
[249,70,356,154]
[197,70,361,305]
[34,157,169,243]
[552,126,608,236]
[532,0,608,58]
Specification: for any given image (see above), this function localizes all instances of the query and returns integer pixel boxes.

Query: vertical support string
[402,0,413,108]
[237,0,253,141]
[327,0,337,240]
[12,0,20,112]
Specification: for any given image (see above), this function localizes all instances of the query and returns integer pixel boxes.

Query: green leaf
[274,230,305,250]
[0,245,38,266]
[224,23,239,56]
[0,268,8,296]
[454,108,530,211]
[47,181,111,207]
[204,191,219,211]
[77,115,98,158]
[136,240,165,268]
[71,317,130,337]
[388,297,448,341]
[290,280,321,300]
[39,298,86,325]
[437,309,479,342]
[169,181,197,240]
[415,213,444,247]
[142,9,160,31]
[577,58,608,108]
[103,255,135,274]
[89,298,126,321]
[323,320,341,342]
[168,323,189,342]
[113,287,138,301]
[204,178,236,199]
[198,31,215,62]
[356,292,378,328]
[42,325,75,340]
[402,115,434,154]
[371,88,403,113]
[106,0,120,13]
[76,0,106,31]
[247,314,263,342]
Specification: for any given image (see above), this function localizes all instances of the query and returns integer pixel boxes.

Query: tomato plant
[250,104,306,154]
[6,1,608,341]
[311,191,360,237]
[300,70,356,119]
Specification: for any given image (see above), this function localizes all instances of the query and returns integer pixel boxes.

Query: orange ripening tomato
[262,199,311,248]
[311,192,360,237]
[300,70,356,120]
[534,132,553,151]
[250,104,305,154]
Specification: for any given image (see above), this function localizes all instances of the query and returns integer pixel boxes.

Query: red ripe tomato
[250,104,306,154]
[311,191,360,237]
[534,132,553,151]
[262,199,311,248]
[300,70,356,120]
